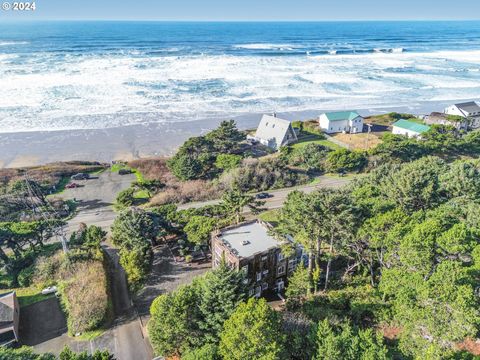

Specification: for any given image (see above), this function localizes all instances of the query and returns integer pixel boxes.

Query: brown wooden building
[211,220,303,298]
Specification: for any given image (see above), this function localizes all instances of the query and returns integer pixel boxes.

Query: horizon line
[2,18,480,22]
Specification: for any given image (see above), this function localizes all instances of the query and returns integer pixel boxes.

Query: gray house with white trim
[444,101,480,129]
[251,114,298,150]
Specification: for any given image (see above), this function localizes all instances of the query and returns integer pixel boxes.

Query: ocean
[1,21,480,133]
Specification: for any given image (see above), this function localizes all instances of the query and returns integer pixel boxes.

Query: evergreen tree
[219,298,285,360]
[221,188,264,224]
[197,261,245,344]
[148,283,200,357]
[285,264,310,306]
[206,120,245,154]
[182,343,220,360]
[313,320,388,360]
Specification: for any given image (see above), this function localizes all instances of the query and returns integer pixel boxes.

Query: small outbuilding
[392,119,430,138]
[250,114,297,150]
[0,292,19,346]
[318,111,364,134]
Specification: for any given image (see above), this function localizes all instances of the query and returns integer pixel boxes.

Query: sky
[1,0,480,21]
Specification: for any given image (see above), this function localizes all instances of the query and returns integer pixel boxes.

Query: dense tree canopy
[167,120,245,181]
[219,298,285,360]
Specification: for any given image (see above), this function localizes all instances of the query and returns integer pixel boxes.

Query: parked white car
[41,286,57,295]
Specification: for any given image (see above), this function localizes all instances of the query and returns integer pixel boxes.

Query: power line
[23,173,69,253]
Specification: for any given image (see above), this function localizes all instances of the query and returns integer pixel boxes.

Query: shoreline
[4,99,471,168]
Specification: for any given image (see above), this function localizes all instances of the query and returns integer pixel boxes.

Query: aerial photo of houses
[0,1,480,360]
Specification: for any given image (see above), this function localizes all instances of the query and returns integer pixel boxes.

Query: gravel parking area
[64,170,135,235]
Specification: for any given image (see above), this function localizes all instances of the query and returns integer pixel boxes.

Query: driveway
[134,244,211,316]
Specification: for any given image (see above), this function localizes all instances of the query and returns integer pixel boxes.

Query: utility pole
[365,123,373,150]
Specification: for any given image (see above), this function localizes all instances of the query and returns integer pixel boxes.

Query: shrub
[115,188,135,208]
[17,265,35,287]
[215,154,242,171]
[219,157,309,192]
[326,149,367,173]
[184,216,218,245]
[286,143,330,171]
[167,154,203,181]
[119,246,152,292]
[60,261,108,335]
[149,180,220,206]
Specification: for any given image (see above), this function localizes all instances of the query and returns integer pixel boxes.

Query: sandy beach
[2,100,471,168]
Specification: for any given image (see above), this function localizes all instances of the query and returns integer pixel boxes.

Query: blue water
[1,21,480,132]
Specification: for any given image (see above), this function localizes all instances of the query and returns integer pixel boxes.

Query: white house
[250,114,297,150]
[392,119,431,138]
[444,101,480,129]
[319,111,364,134]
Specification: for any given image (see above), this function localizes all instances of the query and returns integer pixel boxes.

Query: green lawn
[77,329,105,341]
[292,137,342,151]
[110,164,144,183]
[52,176,70,194]
[134,189,150,200]
[0,286,54,308]
[259,209,281,227]
[0,243,62,307]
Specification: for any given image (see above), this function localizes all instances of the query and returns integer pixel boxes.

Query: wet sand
[1,100,469,168]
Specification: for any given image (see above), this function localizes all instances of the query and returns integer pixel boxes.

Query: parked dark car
[118,168,133,175]
[256,192,273,199]
[70,173,90,180]
[65,183,80,189]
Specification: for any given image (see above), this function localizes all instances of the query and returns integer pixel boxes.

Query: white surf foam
[233,43,299,50]
[2,49,480,133]
[0,41,29,46]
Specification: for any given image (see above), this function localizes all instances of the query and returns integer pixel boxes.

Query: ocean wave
[0,41,29,46]
[1,49,480,133]
[233,43,300,51]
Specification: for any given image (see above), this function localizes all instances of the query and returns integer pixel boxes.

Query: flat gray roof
[219,222,283,258]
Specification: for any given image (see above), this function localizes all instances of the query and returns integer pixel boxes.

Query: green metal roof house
[319,111,364,134]
[392,119,430,138]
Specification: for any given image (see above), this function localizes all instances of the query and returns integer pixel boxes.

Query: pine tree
[197,261,245,344]
[219,298,285,360]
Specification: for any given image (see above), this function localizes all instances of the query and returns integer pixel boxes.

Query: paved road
[46,173,350,359]
[67,175,351,235]
[35,171,154,359]
[32,245,153,360]
[178,176,352,211]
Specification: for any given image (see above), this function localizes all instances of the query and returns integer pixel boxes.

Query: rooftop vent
[241,240,250,246]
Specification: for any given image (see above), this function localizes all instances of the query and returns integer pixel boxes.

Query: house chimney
[272,112,277,118]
